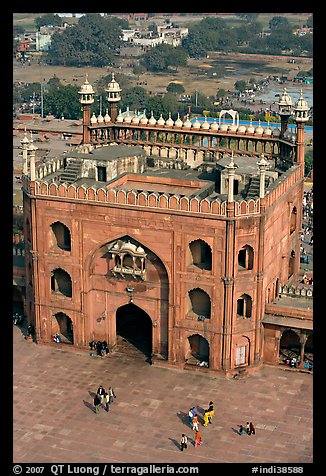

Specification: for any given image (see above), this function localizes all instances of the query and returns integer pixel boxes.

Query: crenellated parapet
[35,157,65,180]
[263,164,303,209]
[28,177,266,217]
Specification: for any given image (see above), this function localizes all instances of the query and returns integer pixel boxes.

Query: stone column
[226,153,237,202]
[257,154,269,198]
[28,142,37,182]
[221,201,236,371]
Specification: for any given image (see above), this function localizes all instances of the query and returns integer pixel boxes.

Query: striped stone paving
[13,325,313,464]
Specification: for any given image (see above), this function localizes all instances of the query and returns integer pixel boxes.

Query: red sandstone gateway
[20,74,312,376]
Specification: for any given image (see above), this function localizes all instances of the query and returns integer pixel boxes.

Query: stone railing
[279,283,313,298]
[31,179,265,217]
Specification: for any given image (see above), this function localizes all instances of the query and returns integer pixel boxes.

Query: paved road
[13,325,313,465]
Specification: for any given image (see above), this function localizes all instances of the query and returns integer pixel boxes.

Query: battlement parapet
[264,164,303,208]
[279,284,313,299]
[36,157,65,180]
[28,178,265,217]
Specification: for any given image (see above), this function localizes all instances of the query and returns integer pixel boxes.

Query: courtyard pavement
[13,325,313,465]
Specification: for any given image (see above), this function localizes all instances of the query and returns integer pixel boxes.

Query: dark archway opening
[279,329,300,363]
[116,303,152,359]
[52,312,74,344]
[186,334,210,367]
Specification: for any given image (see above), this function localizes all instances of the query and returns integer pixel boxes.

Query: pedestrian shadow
[83,399,96,413]
[88,390,96,399]
[168,438,181,450]
[176,411,192,428]
[232,427,240,435]
[196,406,205,425]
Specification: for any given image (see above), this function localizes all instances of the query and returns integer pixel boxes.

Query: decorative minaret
[225,152,237,202]
[257,154,269,198]
[28,141,37,182]
[293,90,309,165]
[21,130,30,175]
[78,74,95,145]
[278,88,293,136]
[105,72,121,123]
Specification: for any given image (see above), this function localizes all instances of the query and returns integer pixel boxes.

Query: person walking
[239,424,244,436]
[207,401,214,425]
[194,430,202,447]
[249,422,256,435]
[246,422,250,435]
[188,408,194,426]
[104,391,110,412]
[96,385,106,406]
[192,415,199,432]
[180,434,188,451]
[108,386,116,404]
[93,393,101,414]
[203,409,210,427]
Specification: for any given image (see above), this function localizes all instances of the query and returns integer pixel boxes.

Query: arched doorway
[186,334,209,367]
[52,312,74,344]
[116,303,152,359]
[279,329,300,363]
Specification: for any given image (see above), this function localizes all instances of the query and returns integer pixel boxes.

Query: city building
[20,74,312,376]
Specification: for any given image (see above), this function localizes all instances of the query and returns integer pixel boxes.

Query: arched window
[188,288,211,319]
[51,222,71,251]
[51,268,72,297]
[236,294,252,318]
[189,239,212,270]
[290,206,297,234]
[238,245,254,270]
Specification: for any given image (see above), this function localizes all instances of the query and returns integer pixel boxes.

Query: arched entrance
[279,329,300,363]
[52,312,74,344]
[116,303,152,359]
[186,334,209,367]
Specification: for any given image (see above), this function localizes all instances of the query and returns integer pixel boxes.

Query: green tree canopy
[167,82,185,94]
[35,13,63,30]
[46,14,126,67]
[234,80,248,92]
[141,44,187,72]
[43,84,81,119]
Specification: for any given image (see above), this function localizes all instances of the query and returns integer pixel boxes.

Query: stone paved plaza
[13,325,313,465]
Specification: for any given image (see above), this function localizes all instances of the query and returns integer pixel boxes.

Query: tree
[46,14,124,67]
[269,16,291,32]
[121,86,147,111]
[43,85,81,119]
[234,80,248,92]
[167,82,185,94]
[237,13,259,23]
[141,44,187,72]
[35,13,63,30]
[216,88,227,99]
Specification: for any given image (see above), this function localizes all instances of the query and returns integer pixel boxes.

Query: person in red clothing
[194,430,202,447]
[249,422,256,435]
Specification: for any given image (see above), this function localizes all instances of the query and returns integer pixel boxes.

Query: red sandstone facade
[21,77,312,375]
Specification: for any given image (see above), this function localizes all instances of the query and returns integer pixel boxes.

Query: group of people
[181,402,256,450]
[238,421,256,436]
[93,385,116,413]
[301,274,313,286]
[53,332,61,343]
[181,401,215,450]
[89,340,110,357]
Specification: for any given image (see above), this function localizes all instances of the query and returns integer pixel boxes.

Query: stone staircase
[59,159,83,184]
[246,175,270,199]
